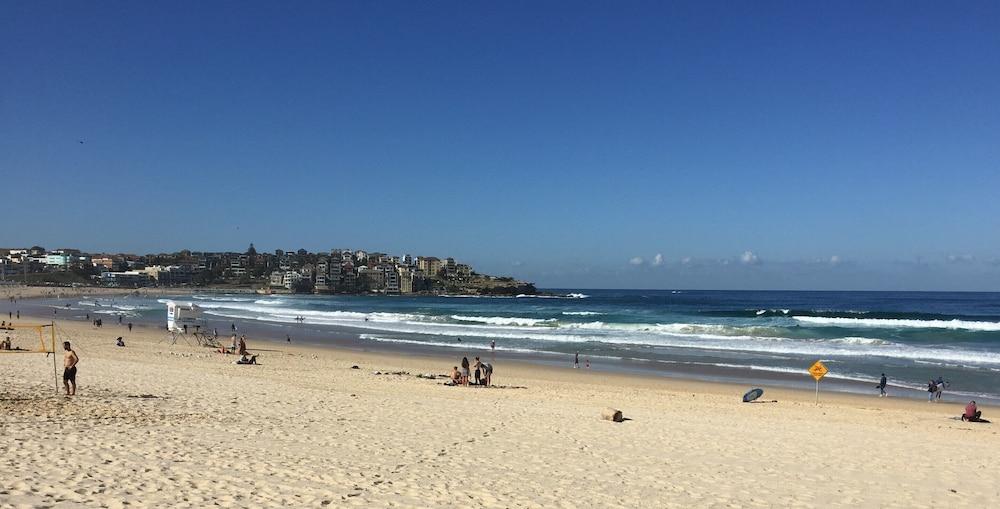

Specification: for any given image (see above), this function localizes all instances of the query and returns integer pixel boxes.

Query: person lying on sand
[235,354,257,365]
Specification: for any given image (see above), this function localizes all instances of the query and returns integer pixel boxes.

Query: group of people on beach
[875,373,950,401]
[926,376,948,402]
[450,356,493,386]
[878,373,986,422]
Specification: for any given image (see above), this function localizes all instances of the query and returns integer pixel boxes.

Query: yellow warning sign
[808,360,828,381]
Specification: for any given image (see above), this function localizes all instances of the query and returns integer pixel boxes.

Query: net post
[52,321,58,395]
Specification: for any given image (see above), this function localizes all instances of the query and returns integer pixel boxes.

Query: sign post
[808,360,828,404]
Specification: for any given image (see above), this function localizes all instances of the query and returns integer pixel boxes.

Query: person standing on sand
[63,341,79,396]
[473,357,483,385]
[574,351,579,369]
[238,335,247,356]
[935,376,945,401]
[927,380,938,402]
[286,334,291,343]
[877,374,887,397]
[460,357,470,386]
[127,322,133,332]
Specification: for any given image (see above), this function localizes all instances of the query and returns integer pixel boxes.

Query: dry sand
[2,316,998,508]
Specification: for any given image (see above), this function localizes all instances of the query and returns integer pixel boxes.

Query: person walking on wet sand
[877,373,887,397]
[127,322,133,332]
[927,379,938,402]
[63,341,79,396]
[574,351,579,369]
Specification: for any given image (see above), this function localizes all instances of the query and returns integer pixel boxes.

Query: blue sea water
[49,290,1000,400]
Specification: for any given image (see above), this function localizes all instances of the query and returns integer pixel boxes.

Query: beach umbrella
[742,388,764,403]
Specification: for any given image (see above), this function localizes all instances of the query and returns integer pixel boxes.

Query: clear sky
[2,2,999,290]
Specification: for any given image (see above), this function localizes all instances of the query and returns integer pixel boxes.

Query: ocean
[36,289,1000,402]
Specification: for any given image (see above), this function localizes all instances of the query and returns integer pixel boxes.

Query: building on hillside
[45,253,71,268]
[418,257,442,277]
[398,266,413,294]
[143,265,193,285]
[282,271,304,290]
[381,264,399,294]
[101,271,154,288]
[269,271,285,287]
[359,267,385,292]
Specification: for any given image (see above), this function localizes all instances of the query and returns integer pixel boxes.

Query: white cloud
[629,256,644,266]
[946,254,975,264]
[829,255,841,265]
[740,250,759,265]
[652,253,664,266]
[681,256,692,265]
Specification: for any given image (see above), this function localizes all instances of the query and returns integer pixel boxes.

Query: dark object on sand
[743,388,764,403]
[351,365,360,369]
[601,407,624,422]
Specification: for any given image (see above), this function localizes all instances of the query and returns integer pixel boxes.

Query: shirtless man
[63,341,79,396]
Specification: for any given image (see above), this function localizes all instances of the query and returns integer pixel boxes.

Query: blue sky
[2,2,999,290]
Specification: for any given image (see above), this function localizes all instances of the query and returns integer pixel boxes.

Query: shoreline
[16,308,991,408]
[12,297,996,405]
[2,315,997,507]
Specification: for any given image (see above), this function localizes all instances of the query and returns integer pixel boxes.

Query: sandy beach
[2,314,998,508]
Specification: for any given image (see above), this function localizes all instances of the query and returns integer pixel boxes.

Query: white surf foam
[793,316,1000,331]
[451,315,557,327]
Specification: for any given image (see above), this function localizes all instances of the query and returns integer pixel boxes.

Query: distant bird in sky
[77,139,85,144]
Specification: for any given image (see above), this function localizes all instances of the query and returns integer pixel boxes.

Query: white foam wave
[192,295,255,302]
[562,311,604,316]
[451,315,557,327]
[515,293,589,299]
[756,309,790,315]
[793,316,1000,331]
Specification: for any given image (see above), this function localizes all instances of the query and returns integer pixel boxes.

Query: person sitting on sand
[115,337,125,347]
[460,357,471,386]
[235,354,257,365]
[449,366,461,385]
[962,401,983,422]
